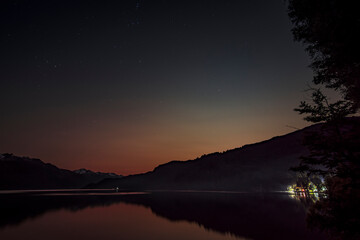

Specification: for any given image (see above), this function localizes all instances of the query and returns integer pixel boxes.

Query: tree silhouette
[288,1,360,238]
[292,88,357,176]
[288,0,360,108]
[291,88,360,239]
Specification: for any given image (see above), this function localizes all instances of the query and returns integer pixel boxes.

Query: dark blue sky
[0,0,313,174]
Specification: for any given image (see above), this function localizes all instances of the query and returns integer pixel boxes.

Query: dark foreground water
[0,190,327,240]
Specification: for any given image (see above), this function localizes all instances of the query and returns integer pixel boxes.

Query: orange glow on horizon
[2,114,309,176]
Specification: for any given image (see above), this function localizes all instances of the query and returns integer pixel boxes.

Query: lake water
[0,190,327,240]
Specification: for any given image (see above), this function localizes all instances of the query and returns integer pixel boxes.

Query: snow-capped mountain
[73,168,122,178]
[0,154,122,190]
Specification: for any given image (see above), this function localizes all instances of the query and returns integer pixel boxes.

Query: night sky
[1,0,313,175]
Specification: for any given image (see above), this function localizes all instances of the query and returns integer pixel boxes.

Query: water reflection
[288,192,324,206]
[0,191,327,240]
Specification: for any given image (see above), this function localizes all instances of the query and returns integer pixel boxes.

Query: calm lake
[0,191,327,240]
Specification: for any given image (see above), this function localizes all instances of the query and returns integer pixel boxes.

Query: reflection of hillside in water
[0,191,127,228]
[120,192,327,240]
[0,192,327,240]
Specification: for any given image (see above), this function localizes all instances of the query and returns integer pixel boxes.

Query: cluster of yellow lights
[287,182,326,194]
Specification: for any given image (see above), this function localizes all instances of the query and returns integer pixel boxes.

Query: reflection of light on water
[286,183,325,202]
[288,192,320,202]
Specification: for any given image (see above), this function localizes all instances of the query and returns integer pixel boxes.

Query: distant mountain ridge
[3,117,358,191]
[88,123,325,191]
[0,154,122,190]
[73,168,120,178]
[106,116,356,192]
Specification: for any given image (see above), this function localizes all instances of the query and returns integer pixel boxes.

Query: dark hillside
[90,123,325,191]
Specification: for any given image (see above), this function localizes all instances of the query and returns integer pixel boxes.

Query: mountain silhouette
[0,154,122,190]
[3,118,358,191]
[89,124,324,191]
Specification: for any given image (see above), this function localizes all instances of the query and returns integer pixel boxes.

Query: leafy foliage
[288,1,360,237]
[295,88,355,123]
[288,0,360,108]
[292,89,360,239]
[292,88,357,176]
[307,175,360,240]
